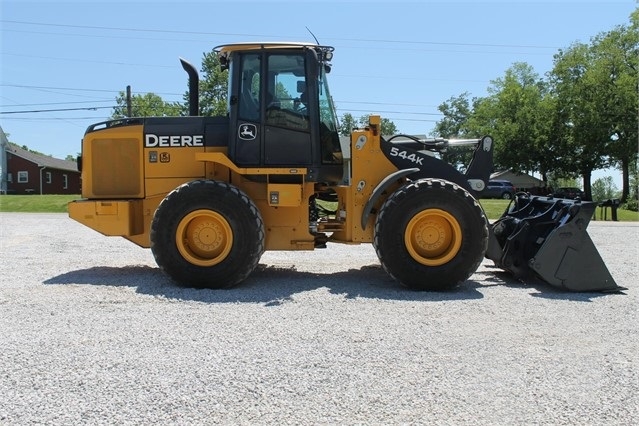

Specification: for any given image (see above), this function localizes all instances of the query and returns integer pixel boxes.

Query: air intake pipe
[180,58,199,116]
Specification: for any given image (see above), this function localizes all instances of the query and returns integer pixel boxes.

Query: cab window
[318,63,341,164]
[265,53,309,131]
[238,54,261,121]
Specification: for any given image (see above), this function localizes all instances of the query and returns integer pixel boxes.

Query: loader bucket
[485,194,623,292]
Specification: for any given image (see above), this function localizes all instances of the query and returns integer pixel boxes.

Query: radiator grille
[91,138,142,196]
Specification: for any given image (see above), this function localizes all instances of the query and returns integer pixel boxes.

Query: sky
[1,0,636,187]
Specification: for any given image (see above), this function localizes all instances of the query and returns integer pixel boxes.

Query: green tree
[548,40,621,200]
[470,63,554,180]
[338,113,398,137]
[338,113,357,136]
[382,118,398,136]
[188,50,228,117]
[631,159,639,199]
[430,10,638,200]
[546,176,580,192]
[112,92,181,118]
[433,92,481,171]
[357,114,398,136]
[627,159,639,211]
[588,11,639,202]
[433,93,475,138]
[591,176,619,202]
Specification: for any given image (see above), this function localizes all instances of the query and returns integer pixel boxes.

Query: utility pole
[126,85,132,117]
[0,126,8,194]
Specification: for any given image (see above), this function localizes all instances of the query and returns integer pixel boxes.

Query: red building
[4,144,80,195]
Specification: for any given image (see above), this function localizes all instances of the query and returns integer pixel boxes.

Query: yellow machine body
[69,116,397,250]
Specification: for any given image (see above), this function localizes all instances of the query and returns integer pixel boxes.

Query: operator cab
[215,43,342,183]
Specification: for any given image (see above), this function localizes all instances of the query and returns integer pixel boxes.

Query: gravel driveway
[1,213,637,425]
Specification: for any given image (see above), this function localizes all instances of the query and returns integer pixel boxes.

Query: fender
[380,137,475,194]
[361,168,419,230]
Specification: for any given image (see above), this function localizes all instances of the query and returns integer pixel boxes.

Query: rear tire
[150,180,265,289]
[373,178,488,291]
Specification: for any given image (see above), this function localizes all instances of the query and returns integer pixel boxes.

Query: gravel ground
[1,213,637,425]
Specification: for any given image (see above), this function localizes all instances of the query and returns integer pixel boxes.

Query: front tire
[150,180,265,289]
[373,178,488,291]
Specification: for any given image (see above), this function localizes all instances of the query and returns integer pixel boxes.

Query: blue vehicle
[480,180,515,199]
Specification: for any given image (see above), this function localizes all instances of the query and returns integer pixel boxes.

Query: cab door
[263,53,312,166]
[230,52,262,166]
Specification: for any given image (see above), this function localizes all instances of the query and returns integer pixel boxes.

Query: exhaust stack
[180,58,199,116]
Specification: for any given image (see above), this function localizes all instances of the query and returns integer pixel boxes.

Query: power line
[1,100,115,108]
[1,19,561,50]
[1,84,445,114]
[1,83,183,98]
[0,20,276,39]
[338,100,441,109]
[1,116,107,121]
[3,28,208,44]
[336,108,442,117]
[2,52,175,68]
[1,106,115,115]
[1,84,120,94]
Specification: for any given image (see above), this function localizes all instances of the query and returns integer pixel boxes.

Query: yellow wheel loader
[68,42,621,292]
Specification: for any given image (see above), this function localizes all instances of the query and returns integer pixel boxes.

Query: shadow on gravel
[44,264,487,305]
[480,266,625,302]
[45,263,621,305]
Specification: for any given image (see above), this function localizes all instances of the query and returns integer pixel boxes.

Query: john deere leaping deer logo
[239,124,257,140]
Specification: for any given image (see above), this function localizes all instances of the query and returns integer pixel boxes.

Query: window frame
[17,171,28,183]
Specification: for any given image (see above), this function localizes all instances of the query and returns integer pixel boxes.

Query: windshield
[317,65,341,163]
[318,66,339,135]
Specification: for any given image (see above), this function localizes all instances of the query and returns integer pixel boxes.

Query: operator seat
[296,91,308,114]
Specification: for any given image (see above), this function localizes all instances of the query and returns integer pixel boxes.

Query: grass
[479,198,639,221]
[0,194,79,213]
[1,194,637,221]
[477,199,511,219]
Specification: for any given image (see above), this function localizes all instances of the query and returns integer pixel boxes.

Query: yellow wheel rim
[175,209,233,266]
[404,208,462,266]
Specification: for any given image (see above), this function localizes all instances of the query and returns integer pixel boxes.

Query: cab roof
[214,42,335,69]
[213,41,335,56]
[214,42,320,53]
